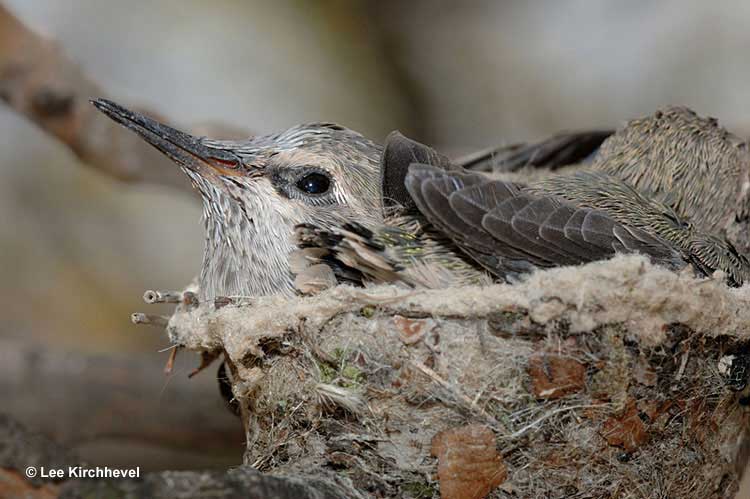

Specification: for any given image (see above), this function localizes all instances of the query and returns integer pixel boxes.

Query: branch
[0,414,359,499]
[0,3,247,192]
[0,338,242,456]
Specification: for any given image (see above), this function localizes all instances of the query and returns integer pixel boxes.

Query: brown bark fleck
[528,352,586,399]
[600,400,649,452]
[431,424,507,499]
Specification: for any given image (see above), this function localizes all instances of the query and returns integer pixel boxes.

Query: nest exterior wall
[165,255,750,498]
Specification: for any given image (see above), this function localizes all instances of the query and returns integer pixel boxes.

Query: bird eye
[296,172,331,195]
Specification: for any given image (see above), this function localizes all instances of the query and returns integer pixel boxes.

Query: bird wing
[380,131,454,213]
[687,234,750,287]
[456,130,613,173]
[405,164,684,278]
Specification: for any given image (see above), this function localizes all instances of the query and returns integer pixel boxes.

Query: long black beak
[91,98,243,176]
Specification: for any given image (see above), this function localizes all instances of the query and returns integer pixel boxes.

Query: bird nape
[91,99,750,294]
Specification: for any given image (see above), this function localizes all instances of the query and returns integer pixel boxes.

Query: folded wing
[405,164,685,278]
[457,130,613,173]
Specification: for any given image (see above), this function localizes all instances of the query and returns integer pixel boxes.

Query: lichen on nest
[161,255,750,498]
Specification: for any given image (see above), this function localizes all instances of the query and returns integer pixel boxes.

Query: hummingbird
[92,99,750,297]
[461,107,750,242]
[92,99,385,299]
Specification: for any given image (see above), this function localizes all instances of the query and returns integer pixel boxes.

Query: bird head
[92,99,383,297]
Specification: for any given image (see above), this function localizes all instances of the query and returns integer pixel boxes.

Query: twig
[410,359,506,431]
[501,403,611,440]
[131,312,169,327]
[164,345,180,375]
[675,346,690,381]
[189,350,221,379]
[0,4,248,192]
[143,289,183,304]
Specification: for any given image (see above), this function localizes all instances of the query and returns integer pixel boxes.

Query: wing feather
[538,206,612,261]
[457,130,613,172]
[405,165,685,278]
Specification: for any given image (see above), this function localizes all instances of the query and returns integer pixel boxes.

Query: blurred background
[3,0,750,472]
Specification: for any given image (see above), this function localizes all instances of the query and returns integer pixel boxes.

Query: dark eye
[296,172,331,194]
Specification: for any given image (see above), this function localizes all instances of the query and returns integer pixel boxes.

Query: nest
[162,255,750,498]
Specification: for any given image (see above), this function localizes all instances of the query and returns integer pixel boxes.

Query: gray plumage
[453,106,750,285]
[92,99,750,298]
[593,107,750,235]
[458,130,611,173]
[297,129,750,288]
[463,107,750,239]
[93,99,383,299]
